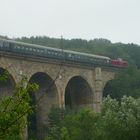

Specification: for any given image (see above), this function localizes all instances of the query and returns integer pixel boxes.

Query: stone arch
[0,67,15,98]
[103,79,114,98]
[65,75,93,110]
[27,72,59,139]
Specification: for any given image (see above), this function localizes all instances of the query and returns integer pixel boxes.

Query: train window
[77,55,80,59]
[19,46,22,49]
[3,42,9,48]
[52,51,55,55]
[51,51,54,55]
[58,52,61,56]
[20,46,23,49]
[48,51,51,54]
[14,46,17,49]
[29,48,32,51]
[40,50,44,53]
[0,42,3,47]
[68,54,72,57]
[71,54,74,59]
[25,47,28,50]
[9,43,13,47]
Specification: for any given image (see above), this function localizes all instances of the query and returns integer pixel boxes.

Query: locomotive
[111,58,128,68]
[0,38,128,68]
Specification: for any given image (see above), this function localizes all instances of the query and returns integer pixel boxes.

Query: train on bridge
[0,38,128,68]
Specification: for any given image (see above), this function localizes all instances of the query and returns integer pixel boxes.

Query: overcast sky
[0,0,140,44]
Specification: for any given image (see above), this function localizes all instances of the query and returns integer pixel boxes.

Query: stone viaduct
[0,51,116,139]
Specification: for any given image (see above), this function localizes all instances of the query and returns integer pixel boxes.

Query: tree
[45,96,140,140]
[103,66,140,99]
[64,109,100,140]
[0,75,38,140]
[45,107,66,140]
[45,107,101,140]
[101,96,140,140]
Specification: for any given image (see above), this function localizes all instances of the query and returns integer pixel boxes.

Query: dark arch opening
[103,80,113,97]
[103,79,122,100]
[65,76,93,110]
[28,72,58,140]
[0,67,15,98]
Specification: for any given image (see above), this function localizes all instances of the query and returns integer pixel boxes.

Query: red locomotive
[111,58,128,68]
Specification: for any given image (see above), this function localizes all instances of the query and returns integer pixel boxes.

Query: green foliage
[0,70,10,83]
[45,96,140,140]
[45,107,66,140]
[64,109,100,140]
[60,127,70,140]
[101,96,140,140]
[46,108,102,140]
[103,66,140,99]
[0,76,38,140]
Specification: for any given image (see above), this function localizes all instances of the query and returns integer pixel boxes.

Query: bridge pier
[94,67,103,112]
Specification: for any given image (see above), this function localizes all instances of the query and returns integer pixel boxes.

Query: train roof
[64,49,110,60]
[0,38,110,60]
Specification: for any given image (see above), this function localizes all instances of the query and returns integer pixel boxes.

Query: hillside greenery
[103,66,140,99]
